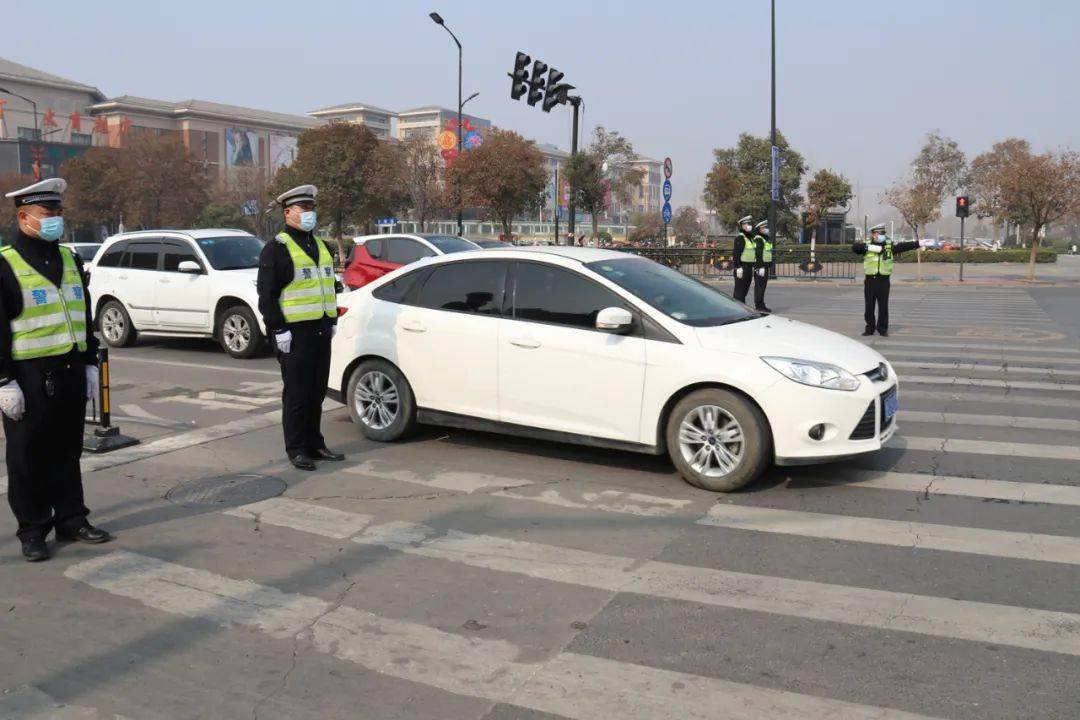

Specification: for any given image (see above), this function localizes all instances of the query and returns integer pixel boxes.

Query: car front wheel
[218,305,263,359]
[665,388,771,492]
[346,359,417,442]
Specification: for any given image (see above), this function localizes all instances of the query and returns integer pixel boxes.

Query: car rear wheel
[665,388,771,492]
[218,305,263,359]
[346,359,417,442]
[99,299,136,348]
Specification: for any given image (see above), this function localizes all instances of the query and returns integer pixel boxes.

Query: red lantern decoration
[70,111,82,132]
[42,108,58,128]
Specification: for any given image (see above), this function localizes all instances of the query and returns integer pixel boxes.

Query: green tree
[447,129,547,239]
[883,179,940,241]
[804,169,853,235]
[565,127,644,241]
[671,206,705,244]
[702,130,806,239]
[912,130,967,198]
[628,211,665,244]
[968,138,1032,244]
[195,202,251,231]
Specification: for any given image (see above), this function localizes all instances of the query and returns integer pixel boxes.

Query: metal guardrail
[620,246,857,280]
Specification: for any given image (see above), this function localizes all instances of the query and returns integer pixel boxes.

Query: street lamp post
[429,12,465,237]
[0,86,39,138]
[768,0,777,249]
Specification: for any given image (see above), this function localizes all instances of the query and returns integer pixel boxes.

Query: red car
[343,234,479,290]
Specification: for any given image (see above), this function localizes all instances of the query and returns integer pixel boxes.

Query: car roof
[412,246,634,267]
[105,228,257,242]
[506,246,628,262]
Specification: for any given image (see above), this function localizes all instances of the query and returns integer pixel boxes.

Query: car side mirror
[177,260,203,274]
[596,306,634,334]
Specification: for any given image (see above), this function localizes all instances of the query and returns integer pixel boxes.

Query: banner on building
[226,128,259,168]
[269,133,297,174]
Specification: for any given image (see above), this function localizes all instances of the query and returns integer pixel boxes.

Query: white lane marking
[67,552,943,720]
[355,522,1080,657]
[0,475,7,494]
[0,685,134,719]
[866,340,1080,354]
[110,355,281,376]
[801,469,1080,507]
[899,389,1080,408]
[882,350,1080,366]
[155,391,279,411]
[892,361,1080,377]
[343,460,534,493]
[892,435,1080,461]
[492,488,693,517]
[224,498,373,539]
[699,504,1080,566]
[900,375,1080,392]
[117,403,197,429]
[897,410,1080,432]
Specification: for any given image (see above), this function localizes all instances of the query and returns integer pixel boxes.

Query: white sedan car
[328,247,898,491]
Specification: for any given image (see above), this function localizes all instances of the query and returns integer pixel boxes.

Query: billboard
[269,133,298,174]
[226,127,259,168]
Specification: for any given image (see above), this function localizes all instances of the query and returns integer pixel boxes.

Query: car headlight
[761,356,861,391]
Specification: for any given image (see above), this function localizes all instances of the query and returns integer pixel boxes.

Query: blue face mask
[35,216,64,242]
[298,210,317,232]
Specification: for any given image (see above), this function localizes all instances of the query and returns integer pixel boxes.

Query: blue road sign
[662,179,672,203]
[662,203,673,224]
[376,217,397,226]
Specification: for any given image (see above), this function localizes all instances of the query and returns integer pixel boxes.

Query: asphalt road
[0,281,1078,720]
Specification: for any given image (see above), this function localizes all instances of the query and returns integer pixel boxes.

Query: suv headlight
[761,356,861,391]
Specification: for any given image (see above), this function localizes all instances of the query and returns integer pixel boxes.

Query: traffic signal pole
[959,215,965,282]
[568,97,581,245]
[768,0,777,249]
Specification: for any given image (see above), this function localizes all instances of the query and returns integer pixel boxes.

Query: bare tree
[968,138,1033,246]
[401,137,445,231]
[912,131,967,198]
[883,179,940,241]
[998,148,1080,279]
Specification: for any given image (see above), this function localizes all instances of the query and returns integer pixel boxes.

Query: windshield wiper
[717,314,763,326]
[216,264,257,271]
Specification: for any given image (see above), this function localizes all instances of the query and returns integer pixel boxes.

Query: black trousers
[864,275,891,332]
[277,323,332,457]
[733,263,753,303]
[3,357,89,541]
[753,266,771,310]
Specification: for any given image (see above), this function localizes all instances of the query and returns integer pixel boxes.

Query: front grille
[849,400,877,440]
[865,363,889,383]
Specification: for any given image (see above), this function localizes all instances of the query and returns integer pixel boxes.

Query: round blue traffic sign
[662,203,672,224]
[662,179,672,202]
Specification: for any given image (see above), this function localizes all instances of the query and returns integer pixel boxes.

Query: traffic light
[509,52,531,101]
[955,195,971,218]
[542,67,574,112]
[527,60,548,106]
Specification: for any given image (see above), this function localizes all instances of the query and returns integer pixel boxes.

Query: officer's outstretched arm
[851,242,867,256]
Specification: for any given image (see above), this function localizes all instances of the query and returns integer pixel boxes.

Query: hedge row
[893,249,1057,263]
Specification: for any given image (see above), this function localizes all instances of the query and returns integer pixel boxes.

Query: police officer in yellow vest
[751,219,774,313]
[257,185,345,470]
[852,223,921,336]
[0,179,111,561]
[731,215,755,304]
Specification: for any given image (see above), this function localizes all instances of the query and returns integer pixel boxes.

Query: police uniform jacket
[256,225,338,336]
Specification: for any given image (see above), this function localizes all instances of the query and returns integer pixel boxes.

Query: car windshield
[419,235,478,254]
[195,235,265,270]
[586,257,758,327]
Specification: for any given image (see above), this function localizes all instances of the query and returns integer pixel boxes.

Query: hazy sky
[6,0,1079,232]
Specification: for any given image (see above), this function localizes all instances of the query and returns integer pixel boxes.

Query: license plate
[883,391,899,422]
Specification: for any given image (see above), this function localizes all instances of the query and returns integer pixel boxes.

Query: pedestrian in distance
[852,223,925,336]
[257,184,346,471]
[0,178,112,562]
[732,215,755,304]
[751,219,774,313]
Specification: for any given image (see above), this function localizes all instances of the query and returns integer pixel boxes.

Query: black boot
[21,537,50,562]
[56,524,113,544]
[862,328,874,336]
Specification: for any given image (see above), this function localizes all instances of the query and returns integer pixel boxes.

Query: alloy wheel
[222,314,250,353]
[677,405,745,478]
[355,371,400,430]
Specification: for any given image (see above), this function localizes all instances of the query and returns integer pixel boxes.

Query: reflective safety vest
[755,234,774,264]
[277,232,336,323]
[738,233,756,263]
[1,245,88,361]
[863,240,895,276]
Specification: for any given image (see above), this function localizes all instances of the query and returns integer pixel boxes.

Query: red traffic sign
[663,157,673,179]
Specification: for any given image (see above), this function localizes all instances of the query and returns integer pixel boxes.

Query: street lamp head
[429,12,444,25]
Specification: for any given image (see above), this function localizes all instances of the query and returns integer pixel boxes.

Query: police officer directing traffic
[852,223,921,336]
[732,215,755,304]
[0,178,111,562]
[257,185,345,470]
[751,220,773,313]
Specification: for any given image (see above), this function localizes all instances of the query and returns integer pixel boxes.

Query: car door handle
[402,321,426,333]
[509,338,541,349]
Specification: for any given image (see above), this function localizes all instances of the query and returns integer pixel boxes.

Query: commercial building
[397,106,491,144]
[307,102,396,140]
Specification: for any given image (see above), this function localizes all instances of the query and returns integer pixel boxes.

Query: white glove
[275,330,292,354]
[755,267,767,277]
[331,325,338,338]
[0,381,25,421]
[918,238,935,248]
[85,366,99,401]
[867,243,883,254]
[735,267,744,279]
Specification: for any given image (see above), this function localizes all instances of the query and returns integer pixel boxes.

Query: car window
[196,235,264,270]
[364,238,384,260]
[387,238,434,265]
[418,235,478,254]
[512,262,625,330]
[125,241,161,271]
[71,244,101,262]
[162,241,203,272]
[371,268,425,304]
[96,241,128,268]
[416,261,506,316]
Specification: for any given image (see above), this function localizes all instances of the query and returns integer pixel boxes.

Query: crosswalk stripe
[800,469,1080,507]
[865,340,1080,354]
[900,374,1080,391]
[897,410,1080,432]
[493,488,694,517]
[66,551,943,720]
[355,522,1080,657]
[880,350,1080,366]
[342,459,534,493]
[894,435,1080,460]
[698,504,1080,566]
[892,361,1080,377]
[0,686,134,720]
[223,498,374,539]
[899,389,1080,408]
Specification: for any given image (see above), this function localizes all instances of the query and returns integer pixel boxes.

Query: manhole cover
[165,474,285,508]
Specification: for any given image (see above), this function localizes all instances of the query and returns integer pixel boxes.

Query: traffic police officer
[0,178,111,561]
[732,215,755,303]
[257,185,345,470]
[751,219,774,313]
[852,223,920,336]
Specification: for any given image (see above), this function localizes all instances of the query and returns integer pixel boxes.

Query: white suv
[88,229,268,358]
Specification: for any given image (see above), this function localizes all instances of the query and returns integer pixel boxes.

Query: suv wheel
[218,305,263,359]
[99,299,136,348]
[346,359,416,442]
[665,388,771,492]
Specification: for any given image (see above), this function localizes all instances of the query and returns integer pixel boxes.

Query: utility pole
[567,97,581,245]
[553,165,560,245]
[429,12,465,236]
[768,0,778,246]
